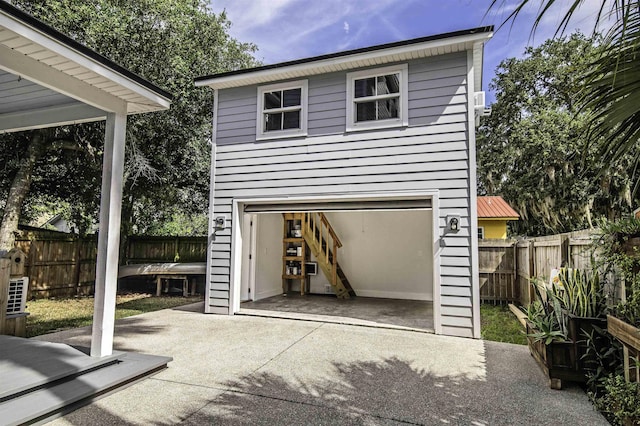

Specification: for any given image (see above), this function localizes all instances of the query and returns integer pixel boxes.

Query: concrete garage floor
[240,294,435,332]
[38,302,607,425]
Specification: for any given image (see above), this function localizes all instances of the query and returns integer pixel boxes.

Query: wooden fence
[125,236,208,264]
[13,226,604,303]
[13,230,207,299]
[479,230,595,305]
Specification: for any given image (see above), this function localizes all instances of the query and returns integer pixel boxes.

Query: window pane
[377,98,399,120]
[264,91,282,110]
[282,88,301,107]
[283,111,300,129]
[264,112,282,131]
[356,101,377,122]
[354,77,376,98]
[377,74,399,94]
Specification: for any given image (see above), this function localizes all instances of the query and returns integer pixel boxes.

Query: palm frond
[583,4,640,165]
[487,1,620,36]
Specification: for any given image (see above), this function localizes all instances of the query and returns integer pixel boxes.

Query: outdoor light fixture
[212,216,227,242]
[446,215,460,232]
[214,216,226,230]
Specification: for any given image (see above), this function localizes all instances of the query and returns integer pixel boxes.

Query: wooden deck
[0,335,171,425]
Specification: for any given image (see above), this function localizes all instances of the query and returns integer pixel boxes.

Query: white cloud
[211,0,297,32]
[208,0,408,63]
[207,0,613,101]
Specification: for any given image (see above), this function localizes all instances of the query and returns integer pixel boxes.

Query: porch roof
[0,2,171,358]
[0,1,171,133]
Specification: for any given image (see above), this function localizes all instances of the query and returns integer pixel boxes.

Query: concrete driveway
[36,302,607,425]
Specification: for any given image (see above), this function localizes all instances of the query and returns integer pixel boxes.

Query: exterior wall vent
[7,277,28,315]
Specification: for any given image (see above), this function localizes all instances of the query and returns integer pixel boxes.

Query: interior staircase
[300,212,356,299]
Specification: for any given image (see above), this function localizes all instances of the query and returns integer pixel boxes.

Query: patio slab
[38,301,607,425]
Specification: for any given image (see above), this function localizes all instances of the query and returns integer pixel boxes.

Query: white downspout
[204,89,219,314]
[468,47,482,339]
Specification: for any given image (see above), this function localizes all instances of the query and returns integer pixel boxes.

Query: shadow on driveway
[185,342,606,425]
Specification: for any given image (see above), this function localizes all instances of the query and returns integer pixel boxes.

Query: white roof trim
[196,31,493,90]
[0,8,170,114]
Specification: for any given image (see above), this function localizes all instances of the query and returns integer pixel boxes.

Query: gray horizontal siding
[209,51,476,338]
[308,71,345,135]
[216,86,256,144]
[215,52,467,145]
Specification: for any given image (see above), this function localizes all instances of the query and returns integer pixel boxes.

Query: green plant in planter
[525,280,568,343]
[592,374,640,426]
[525,310,567,344]
[582,325,624,394]
[525,267,607,343]
[595,217,640,293]
[555,267,605,318]
[595,217,640,328]
[615,285,640,328]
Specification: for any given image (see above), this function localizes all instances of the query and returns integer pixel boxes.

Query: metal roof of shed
[477,196,520,220]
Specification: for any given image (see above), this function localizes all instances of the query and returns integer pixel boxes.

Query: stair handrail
[302,212,342,287]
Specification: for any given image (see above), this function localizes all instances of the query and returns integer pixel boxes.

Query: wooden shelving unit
[282,213,308,295]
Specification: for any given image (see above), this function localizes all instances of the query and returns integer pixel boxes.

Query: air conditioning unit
[474,92,491,124]
[7,277,28,315]
[474,91,486,111]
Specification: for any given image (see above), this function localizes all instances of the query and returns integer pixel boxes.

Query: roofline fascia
[478,217,520,220]
[0,1,172,103]
[195,27,493,89]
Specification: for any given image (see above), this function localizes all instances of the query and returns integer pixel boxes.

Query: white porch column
[91,112,127,357]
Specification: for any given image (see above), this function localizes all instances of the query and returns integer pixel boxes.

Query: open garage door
[243,198,432,213]
[233,193,440,332]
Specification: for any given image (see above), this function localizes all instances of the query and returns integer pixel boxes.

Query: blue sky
[208,0,607,103]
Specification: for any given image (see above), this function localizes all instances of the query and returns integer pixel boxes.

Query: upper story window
[257,80,308,140]
[346,64,408,132]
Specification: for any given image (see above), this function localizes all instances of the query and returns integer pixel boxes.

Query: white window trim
[478,226,485,239]
[346,64,408,132]
[256,80,308,140]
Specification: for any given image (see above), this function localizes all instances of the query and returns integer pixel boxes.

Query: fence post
[528,240,535,304]
[73,236,82,296]
[0,256,9,334]
[561,234,570,267]
[513,242,518,304]
[27,240,36,299]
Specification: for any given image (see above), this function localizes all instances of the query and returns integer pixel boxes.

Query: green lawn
[25,293,202,337]
[480,303,527,345]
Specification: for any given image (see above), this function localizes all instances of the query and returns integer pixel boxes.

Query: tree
[477,34,638,236]
[0,0,257,250]
[488,1,640,181]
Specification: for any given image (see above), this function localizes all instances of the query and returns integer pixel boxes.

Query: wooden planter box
[526,315,607,390]
[607,315,640,383]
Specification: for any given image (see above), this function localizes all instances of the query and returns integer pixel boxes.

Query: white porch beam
[91,112,126,357]
[0,102,106,133]
[0,44,127,114]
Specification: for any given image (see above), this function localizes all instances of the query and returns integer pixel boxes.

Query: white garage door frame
[228,191,442,334]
